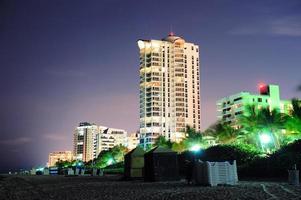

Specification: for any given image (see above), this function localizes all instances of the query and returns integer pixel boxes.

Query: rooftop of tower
[162,32,185,43]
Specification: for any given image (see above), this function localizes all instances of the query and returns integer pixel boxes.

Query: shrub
[240,139,301,178]
[178,144,261,177]
[200,144,261,165]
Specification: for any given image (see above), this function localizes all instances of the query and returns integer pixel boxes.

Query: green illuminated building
[217,84,292,128]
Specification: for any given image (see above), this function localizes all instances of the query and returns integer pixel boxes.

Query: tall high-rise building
[138,33,201,148]
[73,122,99,162]
[217,84,292,128]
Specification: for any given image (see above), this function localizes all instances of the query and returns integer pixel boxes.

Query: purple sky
[1,0,301,172]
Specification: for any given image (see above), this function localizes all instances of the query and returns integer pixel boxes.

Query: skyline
[1,0,301,172]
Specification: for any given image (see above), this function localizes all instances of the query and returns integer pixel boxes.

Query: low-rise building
[217,84,292,128]
[97,127,127,153]
[48,151,73,167]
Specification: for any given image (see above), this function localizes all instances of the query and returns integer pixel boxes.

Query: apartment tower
[138,33,201,148]
[73,122,99,162]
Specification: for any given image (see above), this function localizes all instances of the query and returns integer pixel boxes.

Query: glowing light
[76,162,83,167]
[260,133,271,144]
[107,158,114,165]
[190,144,201,152]
[37,167,44,172]
[259,83,265,88]
[137,40,145,49]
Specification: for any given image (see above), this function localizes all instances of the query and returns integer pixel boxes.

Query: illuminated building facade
[96,127,127,153]
[126,132,140,150]
[217,84,292,128]
[48,151,73,167]
[74,122,128,162]
[138,33,201,148]
[73,122,99,162]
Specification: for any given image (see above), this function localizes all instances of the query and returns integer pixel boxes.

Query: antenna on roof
[169,25,174,36]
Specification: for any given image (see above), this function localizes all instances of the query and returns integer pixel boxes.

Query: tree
[94,145,128,168]
[291,98,301,119]
[171,141,186,153]
[285,99,301,141]
[239,105,287,150]
[183,126,204,150]
[239,105,263,146]
[259,108,287,148]
[55,160,76,168]
[154,135,173,149]
[207,122,241,144]
[111,145,128,162]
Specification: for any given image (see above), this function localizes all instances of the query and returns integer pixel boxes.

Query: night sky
[1,0,301,172]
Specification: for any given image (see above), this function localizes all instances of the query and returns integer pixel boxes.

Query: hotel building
[138,33,201,148]
[217,84,292,128]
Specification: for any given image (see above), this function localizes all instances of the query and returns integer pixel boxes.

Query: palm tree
[285,99,301,141]
[185,126,203,140]
[239,105,286,150]
[259,108,287,148]
[154,135,173,149]
[183,126,203,149]
[207,122,240,144]
[238,105,263,146]
[291,98,301,118]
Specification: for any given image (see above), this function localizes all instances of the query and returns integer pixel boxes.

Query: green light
[190,144,201,152]
[107,158,114,165]
[37,167,44,172]
[260,133,271,144]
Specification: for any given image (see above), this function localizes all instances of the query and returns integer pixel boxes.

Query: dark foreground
[0,175,301,200]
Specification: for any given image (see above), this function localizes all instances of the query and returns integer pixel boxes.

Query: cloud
[270,17,301,36]
[44,68,87,78]
[43,134,66,141]
[229,15,301,37]
[0,137,32,145]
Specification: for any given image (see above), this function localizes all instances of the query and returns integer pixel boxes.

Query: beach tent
[124,146,145,178]
[144,146,179,181]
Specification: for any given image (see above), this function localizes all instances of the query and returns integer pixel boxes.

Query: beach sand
[0,175,300,200]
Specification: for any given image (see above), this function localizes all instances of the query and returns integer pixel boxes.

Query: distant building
[127,132,140,150]
[73,122,128,162]
[96,127,127,153]
[138,33,201,148]
[73,122,99,162]
[48,151,73,167]
[217,84,292,128]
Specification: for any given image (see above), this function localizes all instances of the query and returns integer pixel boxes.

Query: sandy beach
[0,175,300,200]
